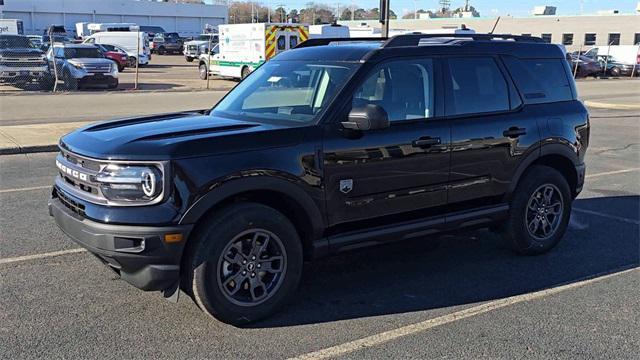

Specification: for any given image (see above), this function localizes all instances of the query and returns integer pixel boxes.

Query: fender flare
[179,175,325,241]
[508,142,579,196]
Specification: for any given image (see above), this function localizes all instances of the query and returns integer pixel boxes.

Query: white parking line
[574,208,640,225]
[0,248,86,265]
[0,185,51,194]
[586,168,640,179]
[289,267,638,360]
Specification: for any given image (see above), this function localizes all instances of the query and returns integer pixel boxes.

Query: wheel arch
[509,143,579,200]
[180,176,325,260]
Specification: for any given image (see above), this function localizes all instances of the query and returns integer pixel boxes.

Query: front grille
[55,150,108,205]
[3,61,48,68]
[83,64,111,73]
[56,187,87,217]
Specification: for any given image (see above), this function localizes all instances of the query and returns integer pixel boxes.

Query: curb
[0,144,58,155]
[584,101,640,110]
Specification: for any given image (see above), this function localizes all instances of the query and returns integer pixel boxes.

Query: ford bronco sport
[49,34,589,325]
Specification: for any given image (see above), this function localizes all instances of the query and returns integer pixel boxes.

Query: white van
[584,45,640,66]
[84,31,151,66]
[309,24,350,39]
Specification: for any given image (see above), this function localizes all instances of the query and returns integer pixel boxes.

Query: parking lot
[0,78,639,358]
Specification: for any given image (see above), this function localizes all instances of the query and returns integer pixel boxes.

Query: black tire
[501,165,572,255]
[186,57,194,63]
[108,79,118,89]
[610,67,621,77]
[39,76,55,91]
[158,46,166,55]
[185,202,303,325]
[118,64,125,72]
[241,66,250,80]
[62,71,78,91]
[128,57,137,68]
[199,62,209,80]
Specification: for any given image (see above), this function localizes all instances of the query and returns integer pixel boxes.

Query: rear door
[444,56,539,210]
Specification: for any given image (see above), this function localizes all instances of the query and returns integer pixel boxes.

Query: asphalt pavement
[0,103,638,358]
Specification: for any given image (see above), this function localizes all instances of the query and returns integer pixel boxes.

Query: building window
[584,33,597,46]
[608,33,620,45]
[541,33,552,43]
[562,33,574,45]
[635,33,640,45]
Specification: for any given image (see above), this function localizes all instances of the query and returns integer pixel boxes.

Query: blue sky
[207,0,639,17]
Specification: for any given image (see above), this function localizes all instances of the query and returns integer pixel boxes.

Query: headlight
[96,164,164,204]
[70,62,84,70]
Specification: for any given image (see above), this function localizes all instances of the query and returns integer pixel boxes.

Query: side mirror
[342,104,390,131]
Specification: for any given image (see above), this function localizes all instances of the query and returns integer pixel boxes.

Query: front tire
[501,165,572,255]
[186,56,194,62]
[186,202,303,325]
[609,67,621,77]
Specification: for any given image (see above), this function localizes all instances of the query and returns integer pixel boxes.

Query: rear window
[503,57,574,104]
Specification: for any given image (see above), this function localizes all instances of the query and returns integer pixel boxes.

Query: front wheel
[609,67,621,77]
[185,202,303,325]
[186,56,194,62]
[128,57,137,68]
[199,63,209,80]
[501,165,572,255]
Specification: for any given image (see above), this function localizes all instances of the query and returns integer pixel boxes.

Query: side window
[447,57,509,115]
[503,57,573,104]
[352,59,434,121]
[86,38,95,44]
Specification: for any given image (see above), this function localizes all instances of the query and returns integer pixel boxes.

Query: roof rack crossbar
[295,37,385,48]
[382,33,545,48]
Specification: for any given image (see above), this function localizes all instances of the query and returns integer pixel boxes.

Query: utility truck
[198,23,309,80]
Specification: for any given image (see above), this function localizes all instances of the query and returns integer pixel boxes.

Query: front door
[323,57,451,227]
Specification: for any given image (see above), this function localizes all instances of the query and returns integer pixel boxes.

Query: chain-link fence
[1,33,237,94]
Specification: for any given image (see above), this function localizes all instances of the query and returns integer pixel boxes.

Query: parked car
[183,33,218,62]
[40,34,73,52]
[46,43,118,90]
[584,45,640,69]
[596,55,640,76]
[565,53,602,78]
[84,31,150,67]
[27,35,43,48]
[49,34,589,325]
[96,44,127,72]
[151,32,183,55]
[0,34,54,90]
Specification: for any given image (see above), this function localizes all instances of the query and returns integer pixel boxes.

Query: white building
[0,0,228,37]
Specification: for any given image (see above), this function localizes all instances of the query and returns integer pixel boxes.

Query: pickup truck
[0,34,54,90]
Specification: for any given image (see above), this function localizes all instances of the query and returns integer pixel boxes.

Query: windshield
[0,36,35,49]
[212,60,358,124]
[64,48,103,58]
[197,35,217,41]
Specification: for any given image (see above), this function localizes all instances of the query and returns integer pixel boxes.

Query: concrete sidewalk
[0,121,89,154]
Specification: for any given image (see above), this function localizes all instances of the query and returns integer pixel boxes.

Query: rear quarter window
[503,57,574,104]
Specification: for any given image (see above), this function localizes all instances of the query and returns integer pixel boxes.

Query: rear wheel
[501,165,572,255]
[185,202,303,325]
[107,79,118,89]
[128,56,137,68]
[241,66,250,80]
[199,62,209,80]
[62,71,78,91]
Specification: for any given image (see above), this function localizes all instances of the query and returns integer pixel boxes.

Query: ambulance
[198,23,309,80]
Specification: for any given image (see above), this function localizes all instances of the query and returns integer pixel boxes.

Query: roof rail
[296,37,385,48]
[382,33,545,48]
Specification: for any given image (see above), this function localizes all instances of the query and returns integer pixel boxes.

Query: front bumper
[49,192,192,291]
[78,74,118,86]
[0,65,50,82]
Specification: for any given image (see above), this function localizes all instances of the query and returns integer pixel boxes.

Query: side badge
[339,179,353,194]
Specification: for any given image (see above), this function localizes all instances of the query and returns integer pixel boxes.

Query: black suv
[49,34,589,325]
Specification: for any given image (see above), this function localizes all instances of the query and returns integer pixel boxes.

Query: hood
[185,40,209,46]
[0,48,44,58]
[60,111,306,161]
[69,57,114,65]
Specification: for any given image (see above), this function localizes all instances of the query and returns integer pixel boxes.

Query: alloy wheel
[216,229,287,306]
[525,184,564,240]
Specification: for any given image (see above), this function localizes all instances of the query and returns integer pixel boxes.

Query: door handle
[503,127,527,138]
[412,137,441,148]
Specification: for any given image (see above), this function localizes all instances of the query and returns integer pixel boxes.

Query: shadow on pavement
[252,195,639,328]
